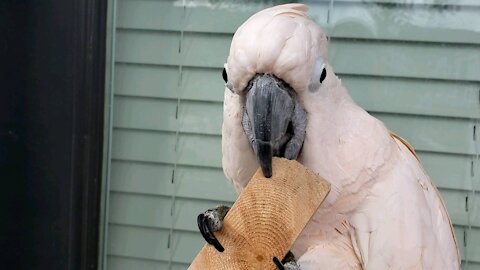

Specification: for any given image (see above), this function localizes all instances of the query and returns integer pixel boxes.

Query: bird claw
[197,213,225,252]
[197,205,230,252]
[273,256,285,269]
[282,261,301,270]
[198,206,300,270]
[273,251,300,270]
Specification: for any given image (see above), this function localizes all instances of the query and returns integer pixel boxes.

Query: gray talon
[204,205,230,232]
[277,251,300,270]
[283,261,301,270]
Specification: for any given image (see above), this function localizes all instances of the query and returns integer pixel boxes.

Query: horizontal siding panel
[464,262,480,270]
[112,105,478,155]
[117,0,480,44]
[456,226,479,264]
[110,153,474,192]
[330,39,480,81]
[335,0,480,5]
[374,113,478,155]
[116,0,263,34]
[109,190,479,232]
[420,152,474,191]
[108,256,188,270]
[109,192,232,232]
[115,64,480,118]
[112,129,222,167]
[109,188,480,234]
[115,30,480,81]
[111,128,476,190]
[345,76,480,119]
[441,190,480,228]
[108,224,203,264]
[318,2,480,44]
[115,30,230,69]
[464,226,480,263]
[107,223,478,265]
[110,160,236,201]
[113,96,222,135]
[115,64,225,102]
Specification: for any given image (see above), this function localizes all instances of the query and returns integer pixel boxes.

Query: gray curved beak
[255,139,273,178]
[243,74,297,178]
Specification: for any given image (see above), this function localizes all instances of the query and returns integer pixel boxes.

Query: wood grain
[189,158,330,270]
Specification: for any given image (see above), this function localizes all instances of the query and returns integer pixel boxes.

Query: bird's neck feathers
[299,68,353,129]
[298,73,397,206]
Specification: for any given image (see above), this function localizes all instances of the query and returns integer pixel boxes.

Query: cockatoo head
[222,4,330,177]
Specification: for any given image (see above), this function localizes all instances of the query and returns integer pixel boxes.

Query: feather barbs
[389,131,419,161]
[226,4,328,95]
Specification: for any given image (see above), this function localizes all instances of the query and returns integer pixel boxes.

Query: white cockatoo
[197,3,460,269]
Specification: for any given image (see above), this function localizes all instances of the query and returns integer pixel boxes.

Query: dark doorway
[1,1,107,269]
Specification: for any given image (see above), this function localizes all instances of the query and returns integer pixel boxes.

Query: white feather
[222,4,460,269]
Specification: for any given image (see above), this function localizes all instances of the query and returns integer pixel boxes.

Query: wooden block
[189,158,330,270]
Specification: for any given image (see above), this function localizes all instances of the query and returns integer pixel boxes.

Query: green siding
[115,30,480,80]
[106,189,480,231]
[113,98,479,154]
[116,0,480,43]
[110,161,235,201]
[115,64,480,118]
[105,0,480,269]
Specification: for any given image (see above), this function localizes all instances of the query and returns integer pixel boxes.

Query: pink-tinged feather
[221,3,460,269]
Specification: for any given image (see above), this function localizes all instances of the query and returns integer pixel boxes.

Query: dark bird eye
[222,68,228,83]
[320,68,327,83]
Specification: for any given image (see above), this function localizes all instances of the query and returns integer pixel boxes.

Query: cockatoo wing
[348,135,460,269]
